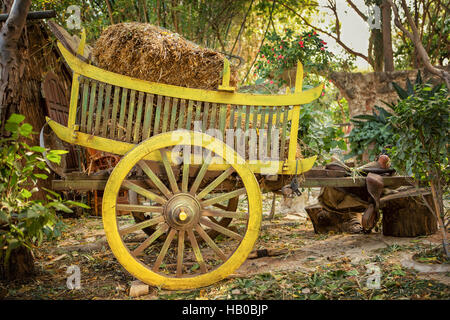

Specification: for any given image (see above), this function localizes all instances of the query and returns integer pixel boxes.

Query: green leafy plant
[388,84,449,257]
[347,105,394,161]
[0,114,89,278]
[254,28,348,88]
[347,71,441,161]
[298,100,347,163]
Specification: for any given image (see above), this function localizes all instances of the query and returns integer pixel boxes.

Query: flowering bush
[254,29,334,87]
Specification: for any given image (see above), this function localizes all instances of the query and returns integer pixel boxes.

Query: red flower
[272,48,274,51]
[313,31,317,35]
[270,80,274,84]
[320,47,325,50]
[280,45,283,49]
[321,91,325,96]
[261,54,265,58]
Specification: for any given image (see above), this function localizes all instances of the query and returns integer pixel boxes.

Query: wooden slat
[209,103,218,130]
[110,85,121,139]
[142,94,154,140]
[86,81,97,134]
[280,106,289,160]
[153,95,163,135]
[267,107,274,158]
[202,102,210,132]
[118,88,128,139]
[219,104,227,138]
[80,78,89,132]
[125,90,136,142]
[94,83,105,135]
[177,99,186,129]
[169,98,178,131]
[133,92,144,143]
[185,100,194,130]
[161,96,171,133]
[101,84,112,137]
[194,101,202,131]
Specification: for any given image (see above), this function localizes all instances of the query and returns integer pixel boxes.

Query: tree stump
[0,246,34,280]
[305,205,363,234]
[381,194,437,237]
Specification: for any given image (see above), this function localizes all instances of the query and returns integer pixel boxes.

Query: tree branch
[278,0,370,63]
[346,0,368,21]
[386,0,450,89]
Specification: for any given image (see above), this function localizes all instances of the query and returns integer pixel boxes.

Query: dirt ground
[1,192,449,300]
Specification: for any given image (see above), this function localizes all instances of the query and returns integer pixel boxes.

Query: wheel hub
[163,193,201,230]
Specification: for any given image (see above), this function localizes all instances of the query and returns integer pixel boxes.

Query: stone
[129,280,149,298]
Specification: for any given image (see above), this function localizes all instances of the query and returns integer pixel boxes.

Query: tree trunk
[382,194,438,237]
[372,29,384,72]
[0,246,34,280]
[381,0,394,71]
[0,0,31,132]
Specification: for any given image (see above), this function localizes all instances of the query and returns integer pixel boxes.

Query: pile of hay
[92,23,238,90]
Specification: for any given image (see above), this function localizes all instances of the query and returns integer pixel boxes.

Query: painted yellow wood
[162,96,171,133]
[94,83,104,135]
[185,100,194,130]
[80,78,89,132]
[47,118,317,174]
[118,88,128,139]
[202,102,210,132]
[58,42,323,107]
[280,107,289,160]
[218,58,235,92]
[169,98,178,131]
[67,73,80,130]
[101,131,262,289]
[125,90,136,142]
[194,101,202,129]
[209,103,218,129]
[86,81,97,134]
[76,28,86,56]
[219,104,227,136]
[142,94,154,140]
[110,86,121,139]
[177,99,186,129]
[153,95,163,135]
[101,84,112,137]
[133,92,144,143]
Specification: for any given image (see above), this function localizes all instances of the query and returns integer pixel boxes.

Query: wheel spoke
[196,167,235,200]
[199,217,243,241]
[153,228,177,271]
[202,208,248,220]
[187,229,207,273]
[159,149,180,193]
[201,188,246,207]
[176,230,185,277]
[119,215,164,236]
[138,160,172,199]
[195,224,228,261]
[132,223,169,256]
[116,204,163,213]
[190,151,213,195]
[122,180,167,205]
[181,147,190,192]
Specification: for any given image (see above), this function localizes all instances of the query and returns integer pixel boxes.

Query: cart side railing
[48,41,323,174]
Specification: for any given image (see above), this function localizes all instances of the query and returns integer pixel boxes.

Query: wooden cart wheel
[130,191,239,239]
[102,131,262,289]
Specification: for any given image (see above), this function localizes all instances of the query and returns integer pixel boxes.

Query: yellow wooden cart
[47,35,323,290]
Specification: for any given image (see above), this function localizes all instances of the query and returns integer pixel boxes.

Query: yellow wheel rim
[102,131,262,290]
